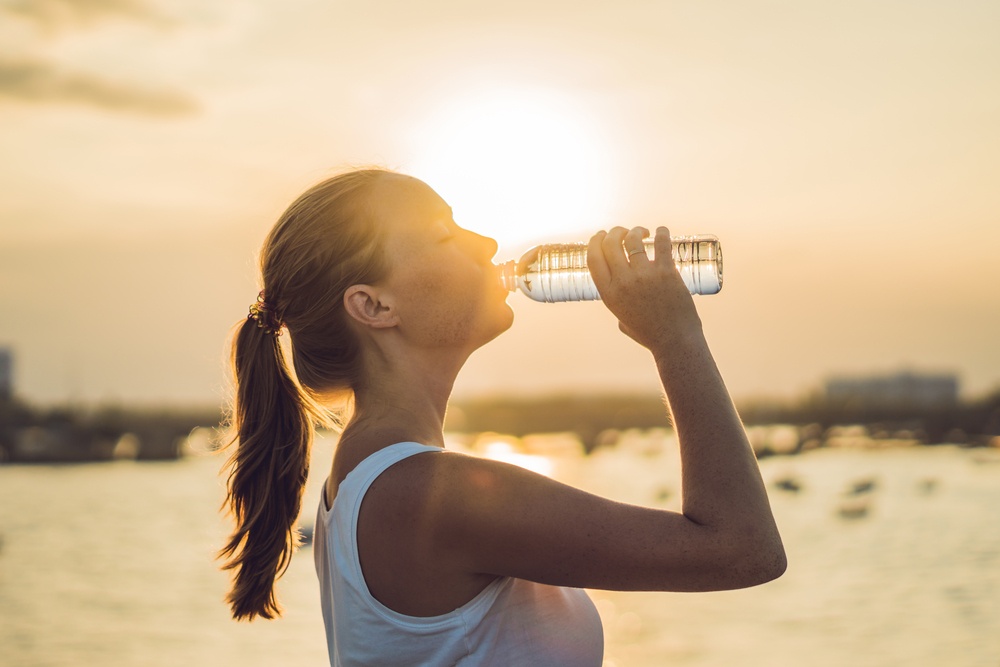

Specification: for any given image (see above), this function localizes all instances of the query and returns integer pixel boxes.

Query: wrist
[650,322,709,368]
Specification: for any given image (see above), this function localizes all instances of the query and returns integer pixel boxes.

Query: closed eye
[435,219,459,242]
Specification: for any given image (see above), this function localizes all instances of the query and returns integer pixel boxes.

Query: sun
[405,87,619,253]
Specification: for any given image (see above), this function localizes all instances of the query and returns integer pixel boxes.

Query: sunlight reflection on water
[475,436,556,477]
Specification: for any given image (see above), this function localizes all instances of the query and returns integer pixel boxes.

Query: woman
[220,168,786,666]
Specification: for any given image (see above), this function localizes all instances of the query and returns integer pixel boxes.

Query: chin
[481,304,514,345]
[498,301,515,331]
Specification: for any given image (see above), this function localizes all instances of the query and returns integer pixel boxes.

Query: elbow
[718,526,786,589]
[773,544,788,580]
[679,536,786,592]
[741,533,787,587]
[756,540,788,585]
[673,519,788,591]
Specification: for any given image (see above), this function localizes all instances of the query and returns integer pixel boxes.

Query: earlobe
[343,285,400,329]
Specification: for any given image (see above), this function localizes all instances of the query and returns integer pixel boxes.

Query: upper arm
[427,452,785,593]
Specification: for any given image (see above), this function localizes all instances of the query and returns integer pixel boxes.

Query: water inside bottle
[499,235,723,302]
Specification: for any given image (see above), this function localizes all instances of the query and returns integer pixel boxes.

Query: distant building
[0,347,11,401]
[825,371,958,408]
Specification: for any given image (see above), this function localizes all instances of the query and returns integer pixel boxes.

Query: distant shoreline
[2,390,998,463]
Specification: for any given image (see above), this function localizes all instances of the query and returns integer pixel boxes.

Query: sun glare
[406,87,619,253]
[480,440,555,478]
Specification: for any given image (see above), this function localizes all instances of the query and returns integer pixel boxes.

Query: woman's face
[368,174,514,353]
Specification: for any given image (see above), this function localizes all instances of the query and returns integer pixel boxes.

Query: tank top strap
[333,442,444,516]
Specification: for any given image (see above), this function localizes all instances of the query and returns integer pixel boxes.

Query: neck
[345,346,468,449]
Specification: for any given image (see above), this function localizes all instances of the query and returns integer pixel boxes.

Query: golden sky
[1,0,998,406]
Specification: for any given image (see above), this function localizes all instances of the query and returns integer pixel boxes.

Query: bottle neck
[497,260,517,293]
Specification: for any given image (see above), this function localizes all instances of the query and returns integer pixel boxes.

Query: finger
[602,226,630,273]
[624,226,650,265]
[587,230,612,290]
[652,226,673,263]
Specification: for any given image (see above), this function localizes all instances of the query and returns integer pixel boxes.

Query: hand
[587,225,703,353]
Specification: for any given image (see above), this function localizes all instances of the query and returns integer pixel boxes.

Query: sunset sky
[1,0,998,407]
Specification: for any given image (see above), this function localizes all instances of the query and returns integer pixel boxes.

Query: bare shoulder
[369,446,584,507]
[363,446,541,512]
[361,447,590,556]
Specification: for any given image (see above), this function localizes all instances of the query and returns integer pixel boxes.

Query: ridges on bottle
[498,234,723,303]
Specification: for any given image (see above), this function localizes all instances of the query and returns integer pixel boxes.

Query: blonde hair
[219,168,392,620]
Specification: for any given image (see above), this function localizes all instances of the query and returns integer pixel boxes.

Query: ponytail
[216,168,391,621]
[219,316,325,621]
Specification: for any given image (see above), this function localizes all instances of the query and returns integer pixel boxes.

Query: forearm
[654,327,779,542]
[584,224,784,584]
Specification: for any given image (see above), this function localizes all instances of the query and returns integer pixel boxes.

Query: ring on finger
[627,249,646,258]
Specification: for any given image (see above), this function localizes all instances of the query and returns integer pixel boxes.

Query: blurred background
[1,1,998,666]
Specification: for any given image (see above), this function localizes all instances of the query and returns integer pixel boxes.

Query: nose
[462,228,498,262]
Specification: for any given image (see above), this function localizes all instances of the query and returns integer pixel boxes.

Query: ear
[343,284,400,329]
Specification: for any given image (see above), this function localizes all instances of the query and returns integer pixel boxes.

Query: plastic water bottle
[497,234,723,302]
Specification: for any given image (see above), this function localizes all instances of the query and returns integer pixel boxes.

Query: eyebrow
[435,205,455,224]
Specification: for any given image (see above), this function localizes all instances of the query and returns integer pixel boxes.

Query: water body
[1,434,998,667]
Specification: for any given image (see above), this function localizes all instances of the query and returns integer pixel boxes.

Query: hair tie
[247,290,284,336]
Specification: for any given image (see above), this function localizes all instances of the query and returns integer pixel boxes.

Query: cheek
[399,267,485,345]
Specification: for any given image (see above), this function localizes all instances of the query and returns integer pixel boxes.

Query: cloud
[0,1,194,116]
[0,58,198,116]
[0,0,173,30]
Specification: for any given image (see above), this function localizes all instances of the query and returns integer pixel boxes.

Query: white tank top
[313,442,604,666]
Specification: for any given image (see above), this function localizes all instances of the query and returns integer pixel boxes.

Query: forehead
[368,175,451,233]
